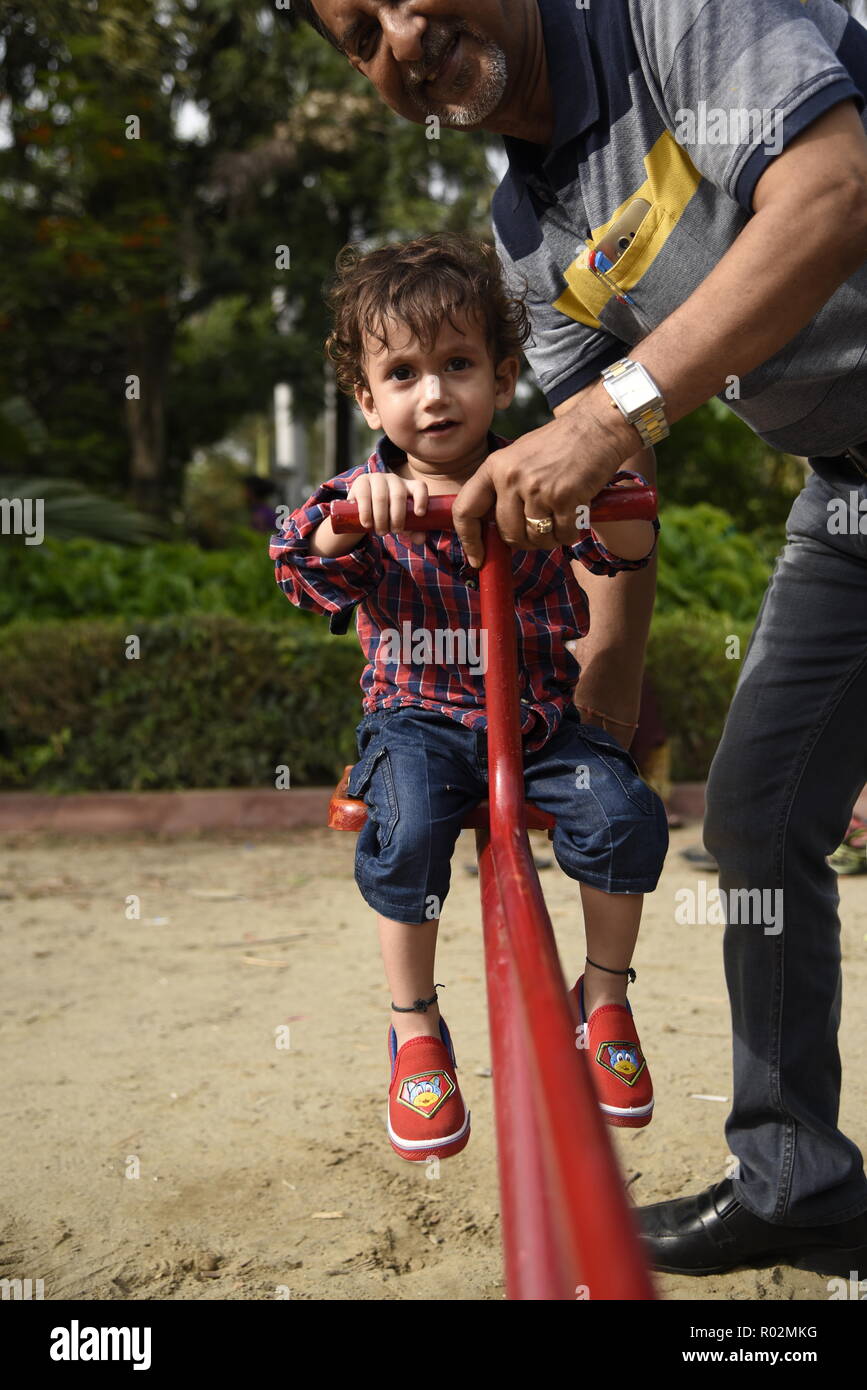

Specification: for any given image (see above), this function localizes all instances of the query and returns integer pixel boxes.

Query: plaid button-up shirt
[269,432,657,752]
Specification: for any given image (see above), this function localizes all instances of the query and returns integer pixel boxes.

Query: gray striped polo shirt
[491,0,867,457]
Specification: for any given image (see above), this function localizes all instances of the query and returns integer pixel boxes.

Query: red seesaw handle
[330,483,657,533]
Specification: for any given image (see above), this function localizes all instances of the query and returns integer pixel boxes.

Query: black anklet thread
[585,957,636,983]
[391,983,445,1013]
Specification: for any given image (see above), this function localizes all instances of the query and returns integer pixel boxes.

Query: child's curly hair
[324,233,532,395]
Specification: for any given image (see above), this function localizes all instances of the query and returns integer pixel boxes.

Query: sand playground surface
[2,820,866,1302]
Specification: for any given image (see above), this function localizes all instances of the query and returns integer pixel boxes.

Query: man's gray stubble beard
[407,40,508,127]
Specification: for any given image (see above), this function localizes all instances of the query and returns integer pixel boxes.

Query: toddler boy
[270,234,668,1161]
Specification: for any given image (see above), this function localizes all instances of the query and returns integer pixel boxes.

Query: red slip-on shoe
[571,975,654,1129]
[387,1017,470,1162]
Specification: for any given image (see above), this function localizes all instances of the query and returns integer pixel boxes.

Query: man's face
[311,1,514,129]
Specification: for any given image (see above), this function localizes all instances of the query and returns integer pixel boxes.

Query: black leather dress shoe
[638,1179,867,1276]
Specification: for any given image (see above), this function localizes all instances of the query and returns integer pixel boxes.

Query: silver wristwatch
[600,359,669,448]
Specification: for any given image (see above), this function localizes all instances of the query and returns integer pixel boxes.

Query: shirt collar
[501,0,599,209]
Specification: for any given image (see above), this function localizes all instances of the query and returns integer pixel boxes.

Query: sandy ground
[1,819,866,1303]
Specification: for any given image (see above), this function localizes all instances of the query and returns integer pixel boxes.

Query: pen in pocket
[586,244,636,307]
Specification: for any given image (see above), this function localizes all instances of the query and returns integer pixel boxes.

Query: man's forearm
[574,557,657,740]
[571,446,657,747]
[576,102,867,455]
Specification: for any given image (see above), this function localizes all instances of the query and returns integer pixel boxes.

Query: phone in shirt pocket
[595,198,652,266]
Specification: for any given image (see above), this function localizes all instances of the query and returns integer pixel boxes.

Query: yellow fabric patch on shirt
[553,130,702,328]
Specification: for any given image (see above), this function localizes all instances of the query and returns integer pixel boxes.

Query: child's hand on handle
[347,473,429,545]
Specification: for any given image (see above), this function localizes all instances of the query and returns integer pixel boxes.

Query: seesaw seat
[328,765,557,835]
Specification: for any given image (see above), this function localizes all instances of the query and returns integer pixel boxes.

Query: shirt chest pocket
[597,197,723,342]
[599,200,673,296]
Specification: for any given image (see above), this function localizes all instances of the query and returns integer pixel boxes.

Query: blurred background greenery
[0,1,806,789]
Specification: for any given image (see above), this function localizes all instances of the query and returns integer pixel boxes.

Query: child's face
[354,309,519,478]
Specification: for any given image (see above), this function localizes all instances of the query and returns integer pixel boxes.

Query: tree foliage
[656,397,804,533]
[0,1,497,512]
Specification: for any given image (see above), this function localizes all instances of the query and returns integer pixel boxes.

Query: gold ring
[526,516,554,535]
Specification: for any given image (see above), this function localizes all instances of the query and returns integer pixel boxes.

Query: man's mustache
[405,24,464,90]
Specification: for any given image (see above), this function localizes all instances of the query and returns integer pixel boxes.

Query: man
[297,0,867,1278]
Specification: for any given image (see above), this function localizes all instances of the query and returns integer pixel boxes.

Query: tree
[0,1,498,514]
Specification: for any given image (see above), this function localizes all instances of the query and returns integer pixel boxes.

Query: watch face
[618,374,657,414]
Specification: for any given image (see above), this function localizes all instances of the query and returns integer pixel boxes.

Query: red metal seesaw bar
[331,485,657,1301]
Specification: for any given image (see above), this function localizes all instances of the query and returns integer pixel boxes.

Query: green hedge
[0,531,297,627]
[0,615,364,792]
[1,506,781,629]
[1,608,755,792]
[646,608,755,781]
[656,503,776,621]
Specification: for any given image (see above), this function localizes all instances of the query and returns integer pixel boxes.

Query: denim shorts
[345,703,669,924]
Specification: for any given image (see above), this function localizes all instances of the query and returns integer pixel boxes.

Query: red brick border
[0,783,713,836]
[0,788,332,835]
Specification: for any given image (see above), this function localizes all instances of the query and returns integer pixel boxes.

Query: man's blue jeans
[705,457,867,1226]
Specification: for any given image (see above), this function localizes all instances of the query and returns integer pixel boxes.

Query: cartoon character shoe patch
[595,1041,646,1088]
[386,1025,471,1161]
[398,1069,455,1118]
[569,977,654,1128]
